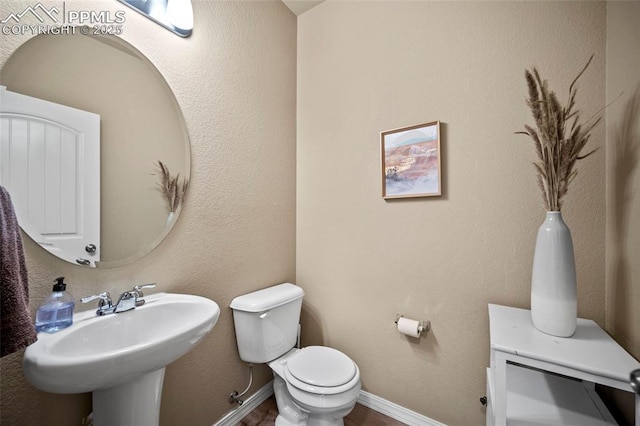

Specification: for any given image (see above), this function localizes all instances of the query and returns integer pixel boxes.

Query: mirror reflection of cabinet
[0,33,190,268]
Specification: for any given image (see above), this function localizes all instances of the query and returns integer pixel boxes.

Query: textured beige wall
[604,3,640,423]
[606,0,640,360]
[2,1,629,426]
[0,1,296,425]
[297,2,606,425]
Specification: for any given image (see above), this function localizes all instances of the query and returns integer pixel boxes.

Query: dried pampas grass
[154,160,189,213]
[516,55,600,211]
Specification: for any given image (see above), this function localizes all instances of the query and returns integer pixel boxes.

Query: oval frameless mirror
[0,33,190,268]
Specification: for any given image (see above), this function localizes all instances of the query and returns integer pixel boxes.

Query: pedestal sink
[23,293,220,426]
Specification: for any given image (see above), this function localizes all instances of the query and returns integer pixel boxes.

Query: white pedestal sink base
[93,368,165,426]
[23,293,220,425]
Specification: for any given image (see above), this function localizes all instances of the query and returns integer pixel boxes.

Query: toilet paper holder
[395,314,431,337]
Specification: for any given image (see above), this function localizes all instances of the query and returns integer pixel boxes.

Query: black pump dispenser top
[53,277,67,292]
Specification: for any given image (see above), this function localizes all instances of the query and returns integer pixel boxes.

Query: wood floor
[237,396,407,426]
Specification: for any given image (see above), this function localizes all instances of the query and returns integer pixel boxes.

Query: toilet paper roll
[397,317,421,338]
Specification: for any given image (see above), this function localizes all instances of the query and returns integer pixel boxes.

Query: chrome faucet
[82,283,156,316]
[113,283,156,312]
[80,292,114,316]
[113,290,137,313]
[131,283,156,307]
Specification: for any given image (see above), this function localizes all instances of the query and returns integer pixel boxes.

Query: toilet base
[276,417,344,426]
[276,416,342,426]
[272,375,356,426]
[274,374,309,426]
[275,415,345,426]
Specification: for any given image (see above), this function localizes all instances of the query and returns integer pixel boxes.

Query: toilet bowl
[230,283,361,426]
[269,347,361,426]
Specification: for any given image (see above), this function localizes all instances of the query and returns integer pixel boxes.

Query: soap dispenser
[35,277,75,333]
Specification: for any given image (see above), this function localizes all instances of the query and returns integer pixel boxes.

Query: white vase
[530,211,577,337]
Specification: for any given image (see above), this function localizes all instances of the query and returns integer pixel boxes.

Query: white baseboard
[212,382,446,426]
[357,390,446,426]
[213,382,274,426]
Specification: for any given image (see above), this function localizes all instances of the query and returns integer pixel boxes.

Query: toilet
[230,283,361,426]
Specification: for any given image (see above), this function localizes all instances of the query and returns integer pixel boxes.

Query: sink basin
[23,292,220,425]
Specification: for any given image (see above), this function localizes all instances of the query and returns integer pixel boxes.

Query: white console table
[487,304,640,425]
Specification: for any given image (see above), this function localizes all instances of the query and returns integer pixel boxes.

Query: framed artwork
[381,120,441,199]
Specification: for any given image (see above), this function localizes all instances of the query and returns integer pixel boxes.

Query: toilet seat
[284,346,359,395]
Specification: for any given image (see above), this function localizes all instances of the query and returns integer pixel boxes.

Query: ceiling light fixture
[118,0,193,38]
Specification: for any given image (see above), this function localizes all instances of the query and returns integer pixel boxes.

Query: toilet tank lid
[230,283,304,312]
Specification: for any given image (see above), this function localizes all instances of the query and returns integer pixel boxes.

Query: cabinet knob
[631,369,640,395]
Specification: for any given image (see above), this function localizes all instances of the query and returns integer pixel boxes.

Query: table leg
[493,352,508,426]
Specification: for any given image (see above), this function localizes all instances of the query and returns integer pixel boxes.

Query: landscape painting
[381,121,441,199]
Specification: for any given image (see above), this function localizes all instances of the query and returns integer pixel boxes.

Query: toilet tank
[230,283,304,363]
